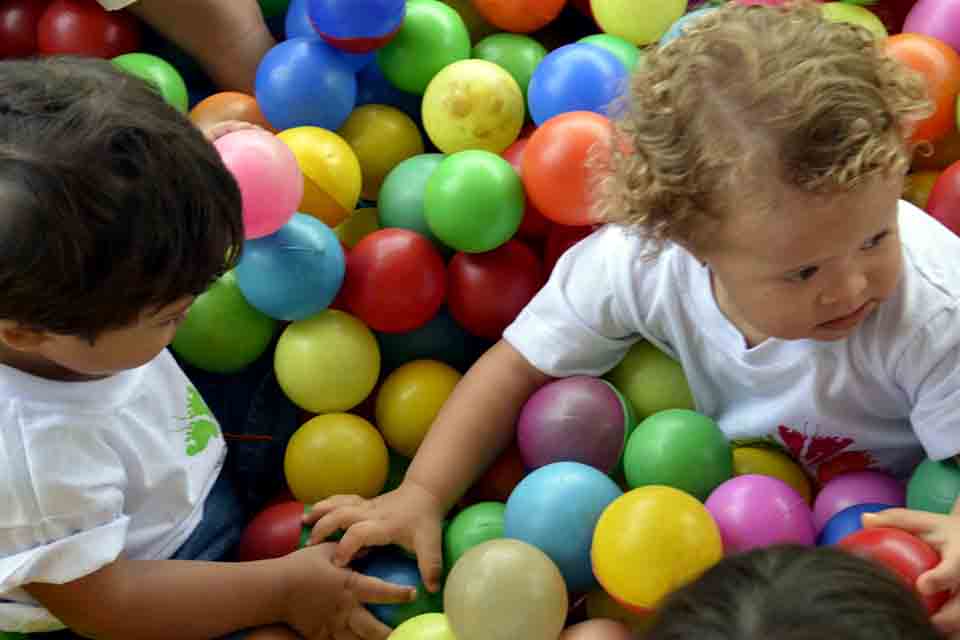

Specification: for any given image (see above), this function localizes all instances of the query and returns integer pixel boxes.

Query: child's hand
[202,119,263,143]
[304,482,447,593]
[864,507,960,634]
[281,542,416,640]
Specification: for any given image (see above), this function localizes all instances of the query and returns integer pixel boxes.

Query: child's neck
[0,342,107,382]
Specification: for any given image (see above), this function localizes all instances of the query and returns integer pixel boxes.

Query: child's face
[700,174,904,347]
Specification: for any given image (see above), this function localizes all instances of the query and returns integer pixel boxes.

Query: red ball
[543,223,596,275]
[341,228,447,333]
[0,0,50,58]
[38,0,140,58]
[465,444,527,504]
[839,527,950,614]
[925,160,960,237]
[236,501,308,561]
[502,137,553,241]
[448,239,543,341]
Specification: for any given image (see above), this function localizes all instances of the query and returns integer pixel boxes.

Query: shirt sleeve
[95,0,138,9]
[503,226,642,377]
[899,303,960,460]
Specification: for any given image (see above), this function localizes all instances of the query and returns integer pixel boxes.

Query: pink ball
[213,129,303,239]
[903,0,960,54]
[705,474,815,553]
[813,470,906,533]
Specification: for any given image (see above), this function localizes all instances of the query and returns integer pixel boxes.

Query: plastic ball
[817,502,892,546]
[500,137,553,241]
[473,33,548,101]
[444,501,506,570]
[591,0,686,45]
[505,462,623,593]
[592,486,723,612]
[903,170,939,210]
[388,613,457,640]
[517,376,627,473]
[112,52,188,113]
[813,471,906,532]
[466,444,528,503]
[444,539,568,640]
[422,58,525,154]
[527,43,628,126]
[660,7,716,45]
[38,0,140,58]
[584,589,655,634]
[732,445,812,503]
[355,59,423,121]
[235,213,346,321]
[544,224,597,274]
[441,0,497,44]
[276,126,362,228]
[236,501,308,561]
[623,409,732,500]
[907,458,960,514]
[0,0,47,59]
[424,150,524,252]
[338,104,424,200]
[340,228,447,333]
[255,37,357,131]
[284,0,316,38]
[172,272,278,374]
[903,0,960,54]
[578,34,641,72]
[308,0,405,52]
[604,340,695,419]
[705,475,815,553]
[820,2,887,39]
[378,153,446,246]
[274,310,380,413]
[375,307,489,374]
[284,412,389,503]
[376,0,471,95]
[472,0,565,34]
[355,548,443,627]
[522,111,612,226]
[375,359,462,457]
[335,206,381,248]
[447,240,542,340]
[214,129,303,239]
[189,92,274,132]
[925,160,960,236]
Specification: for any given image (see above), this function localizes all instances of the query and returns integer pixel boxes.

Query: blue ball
[817,502,893,546]
[504,462,623,593]
[307,0,405,41]
[235,213,345,321]
[284,0,316,39]
[255,37,357,131]
[660,7,716,46]
[354,548,439,627]
[356,61,422,121]
[527,43,628,126]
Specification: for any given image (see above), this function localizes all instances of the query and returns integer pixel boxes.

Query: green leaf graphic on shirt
[182,386,220,456]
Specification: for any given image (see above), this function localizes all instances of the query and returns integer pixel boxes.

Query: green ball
[578,34,641,71]
[473,33,548,101]
[259,0,291,18]
[384,451,412,493]
[0,633,25,639]
[907,458,960,514]
[171,271,278,374]
[376,0,471,95]
[443,501,506,571]
[601,379,636,478]
[112,53,189,113]
[623,409,732,501]
[424,150,524,253]
[605,340,695,420]
[377,153,446,246]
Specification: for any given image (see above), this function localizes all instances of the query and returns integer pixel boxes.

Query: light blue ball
[660,7,716,46]
[504,461,623,593]
[236,213,345,321]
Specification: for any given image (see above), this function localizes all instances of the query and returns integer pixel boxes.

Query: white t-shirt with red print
[503,200,960,482]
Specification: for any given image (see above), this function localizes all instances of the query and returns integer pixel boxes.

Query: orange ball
[884,33,960,144]
[472,0,565,33]
[189,91,274,132]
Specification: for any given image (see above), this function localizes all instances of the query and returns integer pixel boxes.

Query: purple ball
[705,474,816,553]
[903,0,960,54]
[516,376,626,473]
[813,470,906,532]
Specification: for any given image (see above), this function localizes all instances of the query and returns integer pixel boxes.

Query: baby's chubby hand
[202,119,264,143]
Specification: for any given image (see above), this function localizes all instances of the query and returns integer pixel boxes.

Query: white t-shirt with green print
[0,349,226,633]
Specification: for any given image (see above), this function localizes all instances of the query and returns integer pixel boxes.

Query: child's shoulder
[898,199,960,307]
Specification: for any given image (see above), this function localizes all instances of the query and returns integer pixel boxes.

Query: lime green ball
[578,34,641,71]
[259,0,290,18]
[623,409,732,500]
[473,33,548,101]
[907,458,960,514]
[112,53,189,113]
[172,271,278,374]
[378,153,446,245]
[424,150,524,253]
[376,0,471,95]
[605,340,695,420]
[390,613,458,640]
[443,501,506,571]
[820,2,887,39]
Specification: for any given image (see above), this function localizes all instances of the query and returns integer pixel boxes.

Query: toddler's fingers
[304,495,366,524]
[335,522,397,568]
[413,526,445,594]
[931,594,960,634]
[861,508,942,535]
[348,607,393,640]
[345,571,417,605]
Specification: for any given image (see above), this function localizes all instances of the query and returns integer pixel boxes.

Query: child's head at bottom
[645,544,943,640]
[0,57,243,379]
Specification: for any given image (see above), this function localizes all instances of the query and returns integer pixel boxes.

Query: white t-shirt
[0,350,225,633]
[96,0,137,9]
[504,200,960,479]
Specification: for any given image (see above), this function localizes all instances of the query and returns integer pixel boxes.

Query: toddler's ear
[0,322,50,351]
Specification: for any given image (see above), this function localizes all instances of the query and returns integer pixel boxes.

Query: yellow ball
[733,445,813,504]
[338,105,424,201]
[334,207,381,249]
[277,126,361,227]
[376,359,462,458]
[274,310,380,413]
[591,486,722,611]
[389,613,458,640]
[422,59,525,154]
[591,0,685,45]
[284,413,389,503]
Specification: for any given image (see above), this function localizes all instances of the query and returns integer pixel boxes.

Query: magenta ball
[705,474,815,553]
[516,376,626,473]
[813,470,906,533]
[213,129,303,239]
[903,0,960,53]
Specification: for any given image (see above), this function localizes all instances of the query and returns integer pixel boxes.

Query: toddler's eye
[861,230,890,250]
[786,266,818,282]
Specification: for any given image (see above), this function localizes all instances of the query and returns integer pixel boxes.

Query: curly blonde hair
[593,1,933,252]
